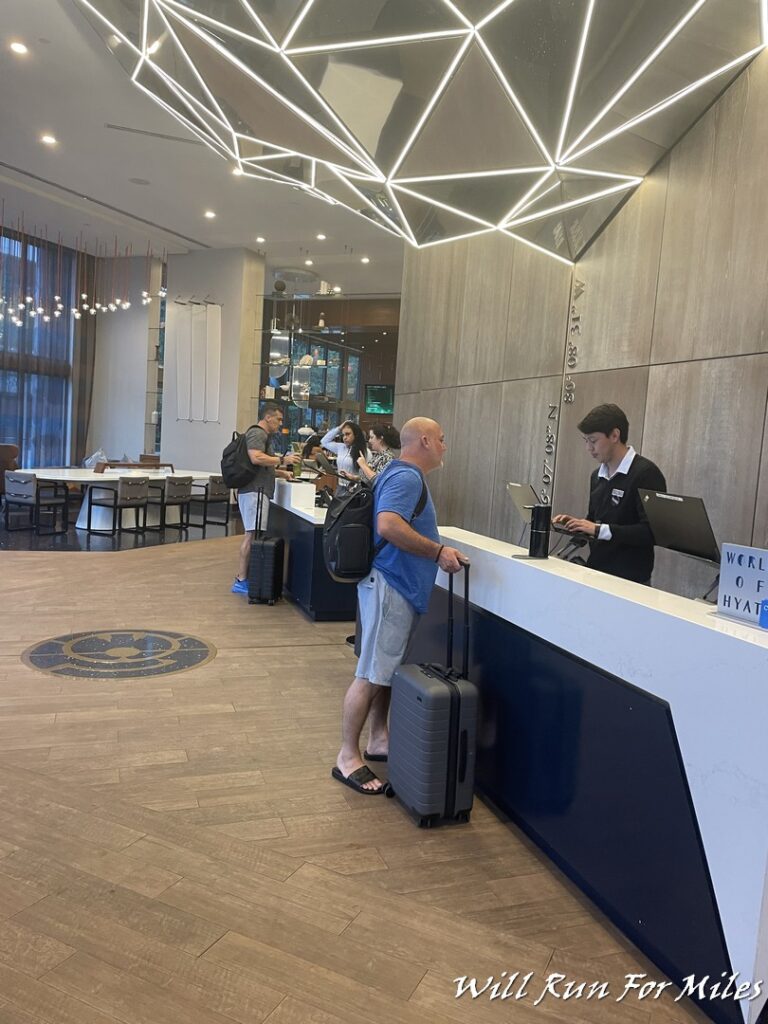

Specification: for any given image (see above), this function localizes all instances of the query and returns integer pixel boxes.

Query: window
[291,337,309,362]
[0,233,76,466]
[310,343,326,397]
[345,353,360,401]
[285,403,303,439]
[326,348,342,399]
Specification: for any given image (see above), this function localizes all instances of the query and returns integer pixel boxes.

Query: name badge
[611,487,624,506]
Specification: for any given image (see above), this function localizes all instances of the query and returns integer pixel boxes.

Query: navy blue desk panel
[409,585,738,1024]
[270,503,357,622]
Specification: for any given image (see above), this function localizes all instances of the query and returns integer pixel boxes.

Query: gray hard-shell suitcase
[386,565,477,827]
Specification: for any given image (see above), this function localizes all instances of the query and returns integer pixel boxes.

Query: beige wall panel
[395,248,425,395]
[414,240,469,392]
[551,366,650,523]
[753,399,768,550]
[489,376,563,543]
[574,162,669,373]
[503,244,572,380]
[392,391,421,430]
[441,384,502,535]
[651,54,768,363]
[457,233,514,386]
[643,354,768,550]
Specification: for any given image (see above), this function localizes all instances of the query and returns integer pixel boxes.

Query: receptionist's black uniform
[585,451,666,584]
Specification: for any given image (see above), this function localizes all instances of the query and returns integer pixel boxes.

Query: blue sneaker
[231,578,249,595]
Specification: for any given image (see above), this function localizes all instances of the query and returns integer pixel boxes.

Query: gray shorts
[355,569,418,686]
[238,491,269,532]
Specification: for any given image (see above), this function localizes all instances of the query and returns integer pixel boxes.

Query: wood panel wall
[395,49,768,600]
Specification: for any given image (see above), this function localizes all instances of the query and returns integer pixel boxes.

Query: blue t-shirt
[372,460,440,614]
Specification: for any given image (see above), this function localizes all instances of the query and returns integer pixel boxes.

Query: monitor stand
[672,551,720,604]
[701,571,720,604]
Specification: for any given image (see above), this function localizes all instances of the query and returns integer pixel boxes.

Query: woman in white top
[320,422,369,489]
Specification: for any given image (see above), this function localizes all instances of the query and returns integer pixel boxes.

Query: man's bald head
[398,418,446,473]
[399,417,440,451]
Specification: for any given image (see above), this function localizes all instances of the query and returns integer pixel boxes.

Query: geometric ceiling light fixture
[74,0,767,264]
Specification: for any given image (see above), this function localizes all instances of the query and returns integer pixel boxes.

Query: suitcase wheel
[268,599,275,606]
[383,782,394,798]
[418,816,434,829]
[455,810,471,824]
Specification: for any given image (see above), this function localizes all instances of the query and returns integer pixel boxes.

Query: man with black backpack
[332,417,468,794]
[231,401,300,595]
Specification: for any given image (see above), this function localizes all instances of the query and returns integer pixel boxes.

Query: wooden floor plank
[42,951,244,1024]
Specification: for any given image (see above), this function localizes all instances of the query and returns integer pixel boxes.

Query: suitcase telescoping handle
[256,487,266,536]
[446,561,470,679]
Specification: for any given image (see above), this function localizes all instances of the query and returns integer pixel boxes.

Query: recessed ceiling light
[316,233,326,240]
[41,134,57,146]
[361,257,370,264]
[10,41,28,55]
[332,286,341,293]
[256,236,265,243]
[204,210,216,219]
[232,167,243,176]
[305,259,313,266]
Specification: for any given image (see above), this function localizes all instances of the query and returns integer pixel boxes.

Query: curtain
[0,231,80,467]
[70,253,96,465]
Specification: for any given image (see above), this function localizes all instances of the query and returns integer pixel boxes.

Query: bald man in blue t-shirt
[332,417,468,795]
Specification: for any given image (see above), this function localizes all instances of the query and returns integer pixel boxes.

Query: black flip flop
[331,764,385,795]
[363,750,388,762]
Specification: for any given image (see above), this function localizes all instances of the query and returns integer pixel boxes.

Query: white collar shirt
[598,445,636,481]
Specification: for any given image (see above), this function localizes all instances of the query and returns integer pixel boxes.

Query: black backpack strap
[373,468,428,556]
[412,476,428,520]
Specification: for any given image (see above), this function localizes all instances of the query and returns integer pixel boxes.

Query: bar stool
[3,471,69,535]
[191,474,231,528]
[86,476,149,535]
[146,475,193,532]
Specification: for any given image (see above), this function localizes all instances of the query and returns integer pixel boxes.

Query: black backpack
[322,469,428,584]
[220,424,261,489]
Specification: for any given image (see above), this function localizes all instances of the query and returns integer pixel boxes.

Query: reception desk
[269,480,356,621]
[409,527,768,1024]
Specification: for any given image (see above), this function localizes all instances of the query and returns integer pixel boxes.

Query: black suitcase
[247,490,284,606]
[387,565,478,827]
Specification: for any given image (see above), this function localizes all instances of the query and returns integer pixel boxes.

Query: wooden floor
[0,537,707,1024]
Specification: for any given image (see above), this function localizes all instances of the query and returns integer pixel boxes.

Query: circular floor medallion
[22,630,216,679]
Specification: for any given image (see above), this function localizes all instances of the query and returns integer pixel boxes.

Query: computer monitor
[364,384,394,415]
[506,482,539,525]
[314,450,339,476]
[639,489,720,565]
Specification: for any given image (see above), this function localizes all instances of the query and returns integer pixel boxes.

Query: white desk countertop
[28,467,213,484]
[272,478,326,525]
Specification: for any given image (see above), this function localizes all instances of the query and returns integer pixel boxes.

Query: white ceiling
[0,0,406,294]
